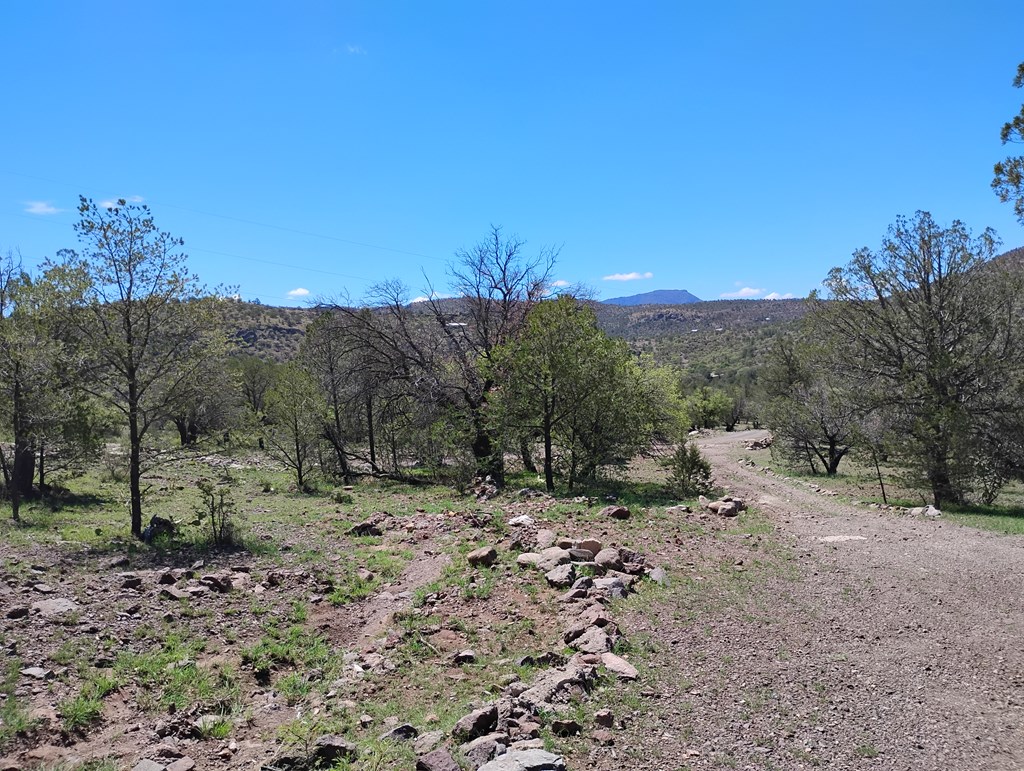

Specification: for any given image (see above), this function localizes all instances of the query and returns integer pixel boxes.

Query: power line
[0,168,448,263]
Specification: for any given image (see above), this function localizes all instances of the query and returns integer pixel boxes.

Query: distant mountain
[602,289,702,306]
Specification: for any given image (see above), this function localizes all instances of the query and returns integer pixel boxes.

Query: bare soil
[3,432,1024,771]
[570,430,1024,770]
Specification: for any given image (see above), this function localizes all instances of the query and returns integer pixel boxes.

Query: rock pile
[698,495,747,517]
[427,525,657,769]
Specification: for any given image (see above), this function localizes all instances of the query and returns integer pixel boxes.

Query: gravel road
[585,430,1024,771]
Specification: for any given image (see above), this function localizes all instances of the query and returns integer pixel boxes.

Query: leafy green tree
[494,296,678,491]
[683,387,734,430]
[993,62,1024,224]
[761,334,859,476]
[818,211,1024,505]
[46,197,223,537]
[262,363,324,490]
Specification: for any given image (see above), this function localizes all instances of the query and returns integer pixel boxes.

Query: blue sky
[2,2,1023,305]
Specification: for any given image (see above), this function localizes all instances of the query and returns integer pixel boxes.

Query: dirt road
[589,430,1024,770]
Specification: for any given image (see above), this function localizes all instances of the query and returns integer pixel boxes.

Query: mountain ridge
[602,289,701,306]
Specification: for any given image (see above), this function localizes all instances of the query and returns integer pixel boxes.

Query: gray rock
[518,661,596,710]
[599,505,630,520]
[594,708,614,727]
[416,748,461,771]
[593,548,623,572]
[379,723,418,742]
[452,704,498,742]
[165,759,195,771]
[31,598,79,617]
[579,538,603,556]
[566,548,594,562]
[648,567,669,586]
[159,587,189,601]
[570,626,612,654]
[313,735,358,764]
[600,651,638,680]
[507,514,535,527]
[544,564,575,589]
[453,649,476,665]
[592,577,628,600]
[535,547,571,572]
[477,749,567,771]
[516,553,541,569]
[413,730,446,755]
[132,761,165,771]
[461,732,509,767]
[6,606,29,619]
[468,546,498,568]
[534,529,557,550]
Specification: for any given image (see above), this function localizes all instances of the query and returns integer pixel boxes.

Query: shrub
[192,480,238,546]
[663,439,714,497]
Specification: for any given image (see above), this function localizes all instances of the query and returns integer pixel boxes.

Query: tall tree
[262,362,324,490]
[494,296,678,491]
[818,211,1024,505]
[993,62,1024,224]
[329,226,556,485]
[761,333,859,476]
[46,197,223,537]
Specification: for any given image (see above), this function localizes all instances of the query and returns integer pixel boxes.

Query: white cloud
[720,287,765,299]
[763,292,796,300]
[286,287,310,298]
[347,44,366,54]
[24,201,61,215]
[99,195,144,209]
[549,279,571,288]
[603,271,653,282]
[410,292,452,304]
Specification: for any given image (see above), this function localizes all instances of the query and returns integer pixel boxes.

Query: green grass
[943,503,1024,535]
[0,659,35,751]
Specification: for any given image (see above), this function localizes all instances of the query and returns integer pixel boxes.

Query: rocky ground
[1,432,1023,770]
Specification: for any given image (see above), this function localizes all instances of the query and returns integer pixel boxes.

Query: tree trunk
[38,442,45,491]
[520,437,537,474]
[366,396,377,472]
[12,439,34,498]
[128,376,144,539]
[542,413,554,493]
[0,446,19,522]
[471,425,504,486]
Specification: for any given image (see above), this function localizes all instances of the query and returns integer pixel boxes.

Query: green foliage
[192,479,238,546]
[43,196,227,537]
[0,660,35,750]
[262,362,325,490]
[993,62,1024,224]
[819,211,1024,506]
[663,439,714,497]
[493,296,682,491]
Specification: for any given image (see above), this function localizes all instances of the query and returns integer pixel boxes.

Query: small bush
[663,439,714,497]
[192,480,238,546]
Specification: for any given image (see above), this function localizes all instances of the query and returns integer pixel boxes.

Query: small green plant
[192,479,238,546]
[277,672,312,705]
[662,438,714,497]
[330,488,354,504]
[58,692,103,732]
[854,744,879,758]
